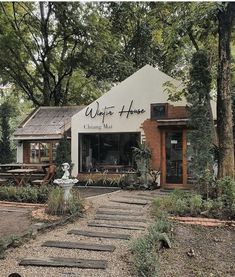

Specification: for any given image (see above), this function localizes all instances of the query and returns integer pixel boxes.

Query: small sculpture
[61,162,70,180]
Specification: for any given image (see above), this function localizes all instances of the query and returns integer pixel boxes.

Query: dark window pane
[166,131,183,184]
[151,104,166,119]
[80,133,140,172]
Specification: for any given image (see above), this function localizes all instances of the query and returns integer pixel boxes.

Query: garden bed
[159,222,235,277]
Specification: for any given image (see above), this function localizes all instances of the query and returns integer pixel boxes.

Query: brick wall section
[142,119,161,171]
[167,104,187,119]
[23,142,30,163]
[142,104,187,171]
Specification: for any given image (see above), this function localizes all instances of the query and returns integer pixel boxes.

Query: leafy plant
[186,50,214,177]
[0,185,51,203]
[67,190,84,215]
[131,236,158,277]
[46,187,65,215]
[190,194,203,215]
[46,187,83,215]
[55,134,72,178]
[0,239,6,259]
[174,198,189,216]
[130,213,171,277]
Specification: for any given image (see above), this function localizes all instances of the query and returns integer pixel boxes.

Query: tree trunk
[217,3,235,178]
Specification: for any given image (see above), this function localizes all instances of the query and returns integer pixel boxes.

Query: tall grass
[46,187,83,215]
[130,213,171,277]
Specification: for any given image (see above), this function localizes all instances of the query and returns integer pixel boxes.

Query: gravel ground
[0,190,155,277]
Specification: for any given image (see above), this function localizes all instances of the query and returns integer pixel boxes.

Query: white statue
[61,162,70,180]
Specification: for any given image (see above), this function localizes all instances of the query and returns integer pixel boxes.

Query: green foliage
[132,143,152,162]
[186,50,214,177]
[152,181,235,219]
[0,102,14,163]
[0,239,6,259]
[197,169,218,198]
[131,236,158,277]
[67,189,84,215]
[46,187,64,215]
[216,177,235,207]
[0,185,51,203]
[132,143,153,189]
[55,134,71,178]
[189,194,203,215]
[130,213,171,277]
[203,198,214,212]
[46,187,83,215]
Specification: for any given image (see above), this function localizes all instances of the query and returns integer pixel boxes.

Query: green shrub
[196,169,217,199]
[203,198,214,212]
[149,212,171,234]
[16,186,38,203]
[217,177,235,207]
[0,239,6,259]
[174,198,189,215]
[190,194,203,215]
[46,187,64,215]
[0,185,52,203]
[67,190,84,215]
[130,213,171,277]
[152,196,174,215]
[131,236,158,277]
[152,191,190,216]
[37,186,51,203]
[46,187,84,216]
[211,197,224,217]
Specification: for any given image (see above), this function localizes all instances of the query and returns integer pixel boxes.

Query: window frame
[150,103,168,120]
[29,141,59,164]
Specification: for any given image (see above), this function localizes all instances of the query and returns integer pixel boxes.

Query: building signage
[83,123,112,130]
[84,100,145,124]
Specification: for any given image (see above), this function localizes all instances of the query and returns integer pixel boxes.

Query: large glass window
[80,133,140,172]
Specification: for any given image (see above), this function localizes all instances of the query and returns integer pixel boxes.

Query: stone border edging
[171,216,235,227]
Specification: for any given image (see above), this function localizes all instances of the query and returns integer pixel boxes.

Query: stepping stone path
[96,210,143,216]
[19,257,108,269]
[121,195,153,201]
[88,221,146,230]
[68,229,130,240]
[94,215,147,223]
[42,240,116,252]
[110,199,148,205]
[18,190,154,275]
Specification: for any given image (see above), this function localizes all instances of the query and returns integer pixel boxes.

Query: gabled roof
[14,106,84,140]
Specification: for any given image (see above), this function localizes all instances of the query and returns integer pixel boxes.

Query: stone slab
[137,193,157,198]
[110,199,148,205]
[88,221,146,230]
[42,240,115,252]
[68,229,130,240]
[96,210,143,216]
[94,215,146,223]
[19,256,107,269]
[99,205,137,210]
[121,195,152,201]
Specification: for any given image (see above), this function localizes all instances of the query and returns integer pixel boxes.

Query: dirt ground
[0,208,33,240]
[0,187,119,241]
[159,222,235,277]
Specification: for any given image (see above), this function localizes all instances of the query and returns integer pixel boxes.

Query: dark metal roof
[14,106,84,139]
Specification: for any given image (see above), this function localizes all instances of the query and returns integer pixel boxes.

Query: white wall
[71,65,186,175]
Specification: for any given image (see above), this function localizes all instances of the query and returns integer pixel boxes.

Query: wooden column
[161,130,166,186]
[182,130,187,187]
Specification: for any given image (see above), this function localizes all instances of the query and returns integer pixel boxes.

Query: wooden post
[161,130,166,186]
[182,130,187,187]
